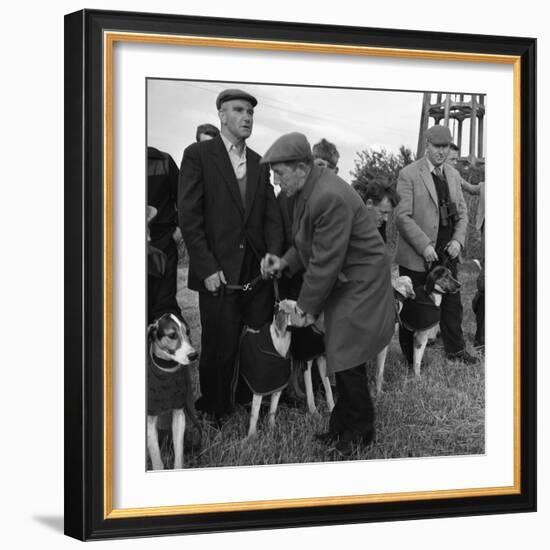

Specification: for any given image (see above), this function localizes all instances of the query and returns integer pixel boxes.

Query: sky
[147,79,424,182]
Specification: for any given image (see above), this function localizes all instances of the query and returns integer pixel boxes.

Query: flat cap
[216,88,258,110]
[260,132,313,165]
[425,125,453,145]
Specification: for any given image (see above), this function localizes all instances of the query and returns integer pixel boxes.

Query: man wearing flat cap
[178,89,283,422]
[261,132,395,455]
[395,124,475,364]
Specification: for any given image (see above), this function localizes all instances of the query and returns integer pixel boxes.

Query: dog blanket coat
[238,325,291,396]
[288,326,325,362]
[399,286,440,332]
[147,349,187,416]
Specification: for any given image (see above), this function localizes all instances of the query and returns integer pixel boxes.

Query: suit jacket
[282,165,395,373]
[395,157,468,272]
[178,135,283,291]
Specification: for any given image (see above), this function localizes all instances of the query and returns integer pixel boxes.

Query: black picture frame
[64,8,536,541]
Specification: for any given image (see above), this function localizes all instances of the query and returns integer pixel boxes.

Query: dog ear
[275,309,288,332]
[147,321,159,342]
[425,267,438,294]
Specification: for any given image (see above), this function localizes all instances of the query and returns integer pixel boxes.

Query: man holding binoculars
[395,125,476,365]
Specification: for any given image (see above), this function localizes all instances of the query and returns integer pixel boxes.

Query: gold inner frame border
[102,30,522,519]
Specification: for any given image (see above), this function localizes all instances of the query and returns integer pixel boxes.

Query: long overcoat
[282,165,395,373]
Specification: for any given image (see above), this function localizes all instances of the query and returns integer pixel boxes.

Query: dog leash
[223,273,264,293]
[273,278,280,306]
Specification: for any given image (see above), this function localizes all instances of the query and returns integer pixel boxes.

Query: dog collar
[149,345,181,373]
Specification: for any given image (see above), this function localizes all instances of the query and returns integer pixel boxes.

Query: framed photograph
[64,9,536,541]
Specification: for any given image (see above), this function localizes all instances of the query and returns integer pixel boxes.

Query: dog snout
[187,351,198,362]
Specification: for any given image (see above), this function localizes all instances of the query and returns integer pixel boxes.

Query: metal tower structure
[417,93,486,165]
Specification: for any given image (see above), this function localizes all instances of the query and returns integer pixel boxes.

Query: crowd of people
[147,87,485,455]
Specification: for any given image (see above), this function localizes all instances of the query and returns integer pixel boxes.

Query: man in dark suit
[261,133,395,456]
[178,89,283,421]
[395,125,476,364]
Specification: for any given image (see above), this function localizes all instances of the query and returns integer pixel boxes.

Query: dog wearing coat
[396,266,461,378]
[147,313,199,469]
[293,277,416,396]
[288,315,335,415]
[374,275,416,393]
[238,300,297,438]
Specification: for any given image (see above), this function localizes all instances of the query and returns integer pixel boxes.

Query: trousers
[328,364,375,442]
[196,248,274,417]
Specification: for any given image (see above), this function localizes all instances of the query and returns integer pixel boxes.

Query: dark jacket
[178,136,283,291]
[147,147,179,251]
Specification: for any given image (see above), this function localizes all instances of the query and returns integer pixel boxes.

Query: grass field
[152,254,484,469]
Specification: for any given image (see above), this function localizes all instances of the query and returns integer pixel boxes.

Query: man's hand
[204,270,227,292]
[261,253,287,279]
[445,240,462,259]
[303,313,317,327]
[422,244,438,263]
[291,304,316,327]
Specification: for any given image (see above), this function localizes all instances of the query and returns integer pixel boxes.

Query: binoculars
[439,200,459,227]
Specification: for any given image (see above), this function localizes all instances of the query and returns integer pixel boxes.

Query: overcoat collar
[292,164,323,236]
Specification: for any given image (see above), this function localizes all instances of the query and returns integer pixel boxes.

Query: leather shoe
[446,349,478,365]
[332,432,374,457]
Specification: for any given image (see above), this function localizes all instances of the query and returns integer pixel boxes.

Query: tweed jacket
[395,157,468,272]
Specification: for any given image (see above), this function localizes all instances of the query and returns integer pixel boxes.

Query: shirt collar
[220,132,246,157]
[426,156,447,175]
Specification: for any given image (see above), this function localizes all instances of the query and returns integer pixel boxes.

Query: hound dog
[238,300,298,438]
[374,275,416,393]
[397,265,461,378]
[291,277,417,396]
[147,313,198,469]
[288,315,335,415]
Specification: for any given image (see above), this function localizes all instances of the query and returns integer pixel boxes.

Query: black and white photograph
[145,79,486,471]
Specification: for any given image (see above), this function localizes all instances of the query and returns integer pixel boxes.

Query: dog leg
[289,358,306,399]
[316,356,335,412]
[268,390,282,429]
[147,415,164,470]
[247,393,263,438]
[376,345,389,394]
[304,360,317,414]
[413,332,429,378]
[172,408,186,469]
